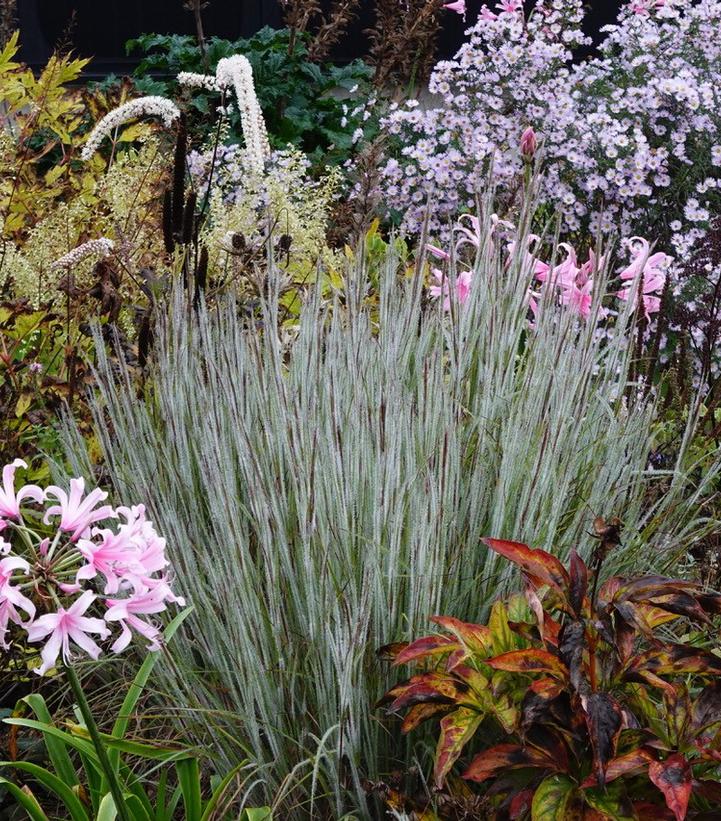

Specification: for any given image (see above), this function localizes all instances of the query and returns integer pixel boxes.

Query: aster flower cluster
[0,460,184,676]
[81,96,181,161]
[382,0,721,255]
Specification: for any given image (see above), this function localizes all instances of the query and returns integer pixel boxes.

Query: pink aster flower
[443,0,466,15]
[0,459,44,521]
[26,590,111,675]
[44,478,116,541]
[0,556,35,649]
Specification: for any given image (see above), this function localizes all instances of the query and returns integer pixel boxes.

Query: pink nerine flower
[105,584,182,653]
[496,0,523,14]
[0,459,43,521]
[0,556,35,649]
[76,529,137,594]
[44,478,116,540]
[443,0,466,15]
[429,268,474,311]
[617,237,671,318]
[26,590,111,675]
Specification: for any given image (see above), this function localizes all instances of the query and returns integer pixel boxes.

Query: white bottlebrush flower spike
[50,238,115,270]
[215,56,270,174]
[177,71,220,92]
[81,96,181,160]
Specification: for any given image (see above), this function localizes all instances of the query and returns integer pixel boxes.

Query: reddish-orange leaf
[483,538,570,593]
[401,702,453,733]
[380,672,463,713]
[486,648,569,680]
[581,748,654,787]
[648,754,692,821]
[393,635,459,666]
[434,706,484,787]
[463,743,559,783]
[509,789,534,819]
[430,616,492,655]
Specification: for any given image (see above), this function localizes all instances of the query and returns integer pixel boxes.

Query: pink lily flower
[560,278,594,319]
[0,460,44,521]
[26,590,110,675]
[480,6,498,20]
[44,478,116,541]
[443,0,466,15]
[496,0,523,14]
[0,556,35,649]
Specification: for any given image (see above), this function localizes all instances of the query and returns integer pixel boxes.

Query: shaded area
[19,0,624,75]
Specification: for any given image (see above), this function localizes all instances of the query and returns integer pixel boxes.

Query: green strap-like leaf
[200,762,249,821]
[176,757,202,820]
[0,776,50,821]
[532,774,577,820]
[109,608,193,774]
[4,719,100,764]
[20,694,79,788]
[96,792,119,821]
[241,810,273,821]
[0,761,89,821]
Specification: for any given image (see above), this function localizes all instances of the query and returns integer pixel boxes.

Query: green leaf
[0,777,50,820]
[176,758,202,820]
[20,693,79,787]
[583,783,637,820]
[109,608,193,773]
[96,792,118,821]
[241,810,273,821]
[200,762,248,821]
[531,774,576,821]
[0,761,89,821]
[4,719,100,766]
[434,707,484,788]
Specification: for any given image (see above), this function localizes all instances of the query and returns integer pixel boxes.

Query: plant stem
[64,664,132,821]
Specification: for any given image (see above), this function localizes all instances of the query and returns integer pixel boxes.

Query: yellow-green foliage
[202,148,343,310]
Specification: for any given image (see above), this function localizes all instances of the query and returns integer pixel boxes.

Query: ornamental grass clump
[61,195,721,817]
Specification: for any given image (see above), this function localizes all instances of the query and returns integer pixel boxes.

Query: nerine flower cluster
[383,0,721,255]
[427,211,671,324]
[0,461,184,675]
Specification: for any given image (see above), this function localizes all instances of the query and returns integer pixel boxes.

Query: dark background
[18,1,624,76]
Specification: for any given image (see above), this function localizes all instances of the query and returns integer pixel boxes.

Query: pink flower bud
[520,127,538,159]
[443,0,466,15]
